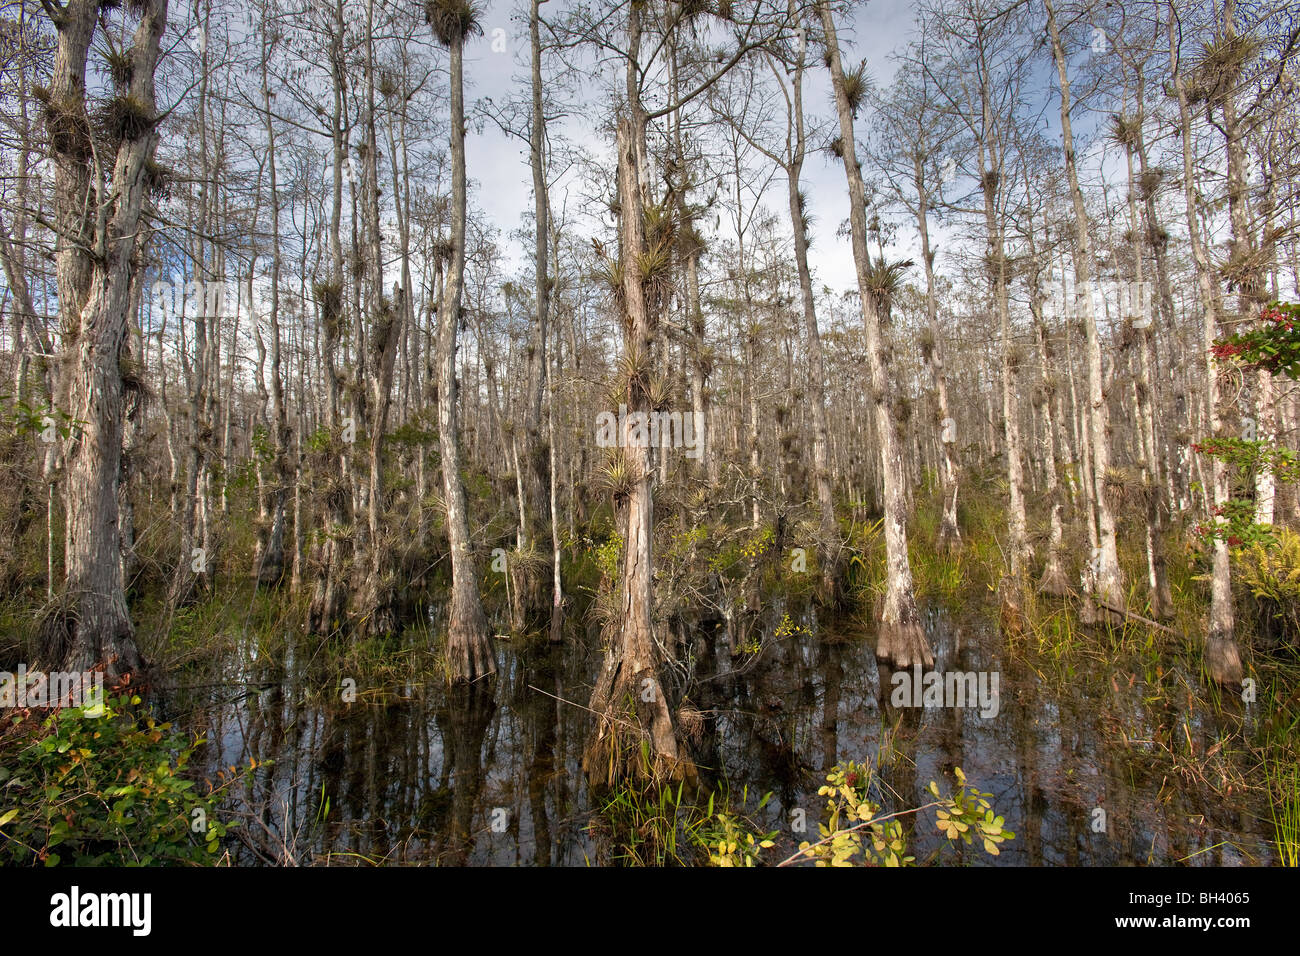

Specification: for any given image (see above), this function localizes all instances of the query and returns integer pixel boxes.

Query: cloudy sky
[461,0,922,294]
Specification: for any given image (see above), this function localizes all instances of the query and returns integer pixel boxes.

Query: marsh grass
[136,581,448,707]
[1263,754,1300,867]
[589,771,774,867]
[881,484,1298,861]
[592,777,701,866]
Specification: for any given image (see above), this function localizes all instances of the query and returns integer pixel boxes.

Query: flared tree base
[255,549,286,588]
[39,592,145,683]
[508,560,546,633]
[998,585,1025,640]
[446,590,497,682]
[818,555,848,609]
[874,617,934,670]
[548,601,565,644]
[307,576,346,636]
[1205,631,1244,686]
[357,572,398,638]
[582,661,698,791]
[1149,585,1175,623]
[1037,556,1070,598]
[937,515,962,557]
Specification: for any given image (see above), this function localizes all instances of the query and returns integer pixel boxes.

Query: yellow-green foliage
[703,813,776,866]
[739,526,774,561]
[593,779,776,867]
[699,789,777,867]
[845,517,886,599]
[1237,529,1300,623]
[591,532,624,582]
[774,612,809,642]
[790,762,1013,867]
[664,525,708,562]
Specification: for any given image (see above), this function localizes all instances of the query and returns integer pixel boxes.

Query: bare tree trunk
[1115,112,1175,619]
[583,115,695,787]
[1023,200,1068,596]
[1047,0,1123,619]
[1168,4,1242,684]
[356,0,400,635]
[307,0,351,635]
[437,23,494,681]
[964,15,1030,589]
[119,282,145,591]
[776,31,841,596]
[546,304,564,642]
[820,0,930,669]
[169,0,220,611]
[583,3,702,787]
[913,160,960,556]
[522,0,552,558]
[253,30,289,588]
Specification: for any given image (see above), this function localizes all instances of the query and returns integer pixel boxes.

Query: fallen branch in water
[1094,600,1179,635]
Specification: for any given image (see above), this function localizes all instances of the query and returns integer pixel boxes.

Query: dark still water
[162,599,1274,866]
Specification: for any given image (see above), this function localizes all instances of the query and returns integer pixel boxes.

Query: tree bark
[438,24,495,681]
[41,0,169,680]
[1046,0,1124,618]
[1168,2,1242,684]
[819,0,931,669]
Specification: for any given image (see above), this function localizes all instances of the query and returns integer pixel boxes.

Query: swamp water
[163,599,1276,866]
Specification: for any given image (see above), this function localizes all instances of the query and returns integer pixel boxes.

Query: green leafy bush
[0,693,242,866]
[696,789,778,867]
[592,531,624,582]
[1194,302,1300,550]
[1211,301,1300,379]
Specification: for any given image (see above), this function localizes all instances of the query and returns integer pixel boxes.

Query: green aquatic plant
[591,775,774,867]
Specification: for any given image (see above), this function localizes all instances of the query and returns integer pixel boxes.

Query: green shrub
[1236,528,1300,647]
[0,693,243,866]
